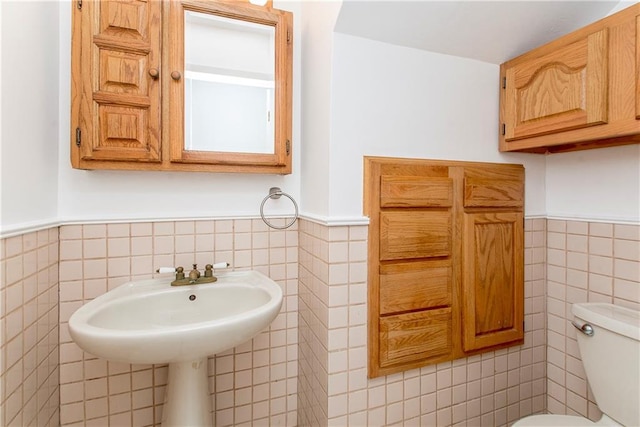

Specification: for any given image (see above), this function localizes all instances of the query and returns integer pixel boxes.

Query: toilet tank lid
[572,303,640,340]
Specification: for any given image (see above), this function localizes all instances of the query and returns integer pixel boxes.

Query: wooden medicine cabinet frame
[70,0,293,174]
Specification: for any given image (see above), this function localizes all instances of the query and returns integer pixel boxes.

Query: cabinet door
[74,0,162,162]
[503,28,608,141]
[462,212,524,352]
[167,0,293,173]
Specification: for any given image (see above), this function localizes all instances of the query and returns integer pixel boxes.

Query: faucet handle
[204,264,214,278]
[212,262,230,269]
[156,266,185,280]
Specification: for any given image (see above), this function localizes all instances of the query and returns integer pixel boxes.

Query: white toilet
[514,302,640,427]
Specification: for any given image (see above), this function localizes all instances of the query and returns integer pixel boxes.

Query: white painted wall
[299,0,342,220]
[1,0,636,232]
[328,33,547,218]
[545,145,640,222]
[55,1,302,225]
[0,1,60,233]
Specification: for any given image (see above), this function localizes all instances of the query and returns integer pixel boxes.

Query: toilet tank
[572,303,640,427]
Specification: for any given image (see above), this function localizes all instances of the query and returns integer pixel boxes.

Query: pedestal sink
[68,270,283,426]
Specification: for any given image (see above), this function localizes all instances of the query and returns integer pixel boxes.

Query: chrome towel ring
[260,187,299,230]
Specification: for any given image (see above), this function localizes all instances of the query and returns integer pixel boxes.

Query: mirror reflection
[184,11,275,154]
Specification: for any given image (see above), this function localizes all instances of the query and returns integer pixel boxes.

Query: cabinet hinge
[75,127,81,147]
[287,29,291,44]
[77,0,82,10]
[286,139,291,155]
[502,76,506,89]
[501,123,506,136]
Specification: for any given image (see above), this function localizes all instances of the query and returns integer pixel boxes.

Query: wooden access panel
[462,212,524,352]
[365,157,524,378]
[381,176,453,208]
[76,0,162,162]
[379,308,452,368]
[380,211,451,261]
[379,260,452,315]
[504,28,608,141]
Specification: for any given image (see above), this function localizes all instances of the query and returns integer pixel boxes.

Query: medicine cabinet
[70,0,293,174]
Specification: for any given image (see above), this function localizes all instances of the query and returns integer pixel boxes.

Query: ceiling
[334,0,633,64]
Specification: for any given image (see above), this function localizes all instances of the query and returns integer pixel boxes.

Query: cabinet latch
[287,29,291,44]
[75,127,81,147]
[286,139,290,155]
[502,76,506,89]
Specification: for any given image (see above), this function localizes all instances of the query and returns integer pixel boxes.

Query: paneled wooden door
[75,0,162,162]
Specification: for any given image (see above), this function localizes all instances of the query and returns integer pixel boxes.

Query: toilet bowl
[514,303,640,427]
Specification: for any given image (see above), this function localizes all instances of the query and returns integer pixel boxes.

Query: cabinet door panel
[381,176,453,208]
[504,28,608,141]
[89,105,159,161]
[379,260,452,314]
[99,50,149,95]
[79,0,161,162]
[379,308,452,368]
[463,178,524,208]
[462,212,524,352]
[380,211,451,260]
[100,0,151,41]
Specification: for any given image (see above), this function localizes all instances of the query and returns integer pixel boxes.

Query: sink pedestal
[162,358,213,426]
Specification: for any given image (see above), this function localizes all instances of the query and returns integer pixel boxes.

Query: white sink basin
[69,270,283,365]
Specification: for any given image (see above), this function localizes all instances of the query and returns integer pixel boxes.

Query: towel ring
[260,187,299,230]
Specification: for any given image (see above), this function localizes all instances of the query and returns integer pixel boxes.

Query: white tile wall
[1,217,636,426]
[1,228,60,426]
[298,218,547,427]
[546,220,640,420]
[57,219,298,426]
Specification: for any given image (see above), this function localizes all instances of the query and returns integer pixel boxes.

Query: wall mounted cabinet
[71,0,293,174]
[364,157,524,378]
[499,4,640,153]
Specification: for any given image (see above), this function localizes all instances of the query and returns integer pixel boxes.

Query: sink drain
[189,294,196,301]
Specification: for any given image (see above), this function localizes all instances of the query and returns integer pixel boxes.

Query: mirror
[168,1,292,173]
[184,11,275,154]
